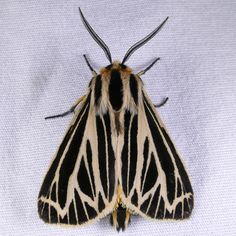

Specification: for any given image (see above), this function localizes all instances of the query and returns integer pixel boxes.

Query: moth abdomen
[110,203,131,231]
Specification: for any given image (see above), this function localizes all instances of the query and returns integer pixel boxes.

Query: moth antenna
[122,17,168,64]
[79,8,112,63]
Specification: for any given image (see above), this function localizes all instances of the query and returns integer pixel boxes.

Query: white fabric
[1,1,236,235]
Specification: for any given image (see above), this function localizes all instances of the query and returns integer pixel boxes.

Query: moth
[38,8,194,231]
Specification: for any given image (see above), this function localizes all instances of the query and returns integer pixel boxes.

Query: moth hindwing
[38,8,193,231]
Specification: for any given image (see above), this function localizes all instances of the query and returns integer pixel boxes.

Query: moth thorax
[108,69,124,111]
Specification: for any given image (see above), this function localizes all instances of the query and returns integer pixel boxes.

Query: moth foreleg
[45,95,86,120]
[83,54,97,76]
[137,57,160,76]
[154,97,169,108]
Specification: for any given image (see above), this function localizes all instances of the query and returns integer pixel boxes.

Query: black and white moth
[38,8,194,231]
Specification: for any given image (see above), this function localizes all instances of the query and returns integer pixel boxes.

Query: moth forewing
[117,80,193,221]
[38,90,118,226]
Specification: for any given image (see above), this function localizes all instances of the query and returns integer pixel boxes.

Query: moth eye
[105,64,113,70]
[120,64,127,69]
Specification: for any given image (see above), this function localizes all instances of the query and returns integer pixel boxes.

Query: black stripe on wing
[96,112,116,201]
[138,94,193,219]
[121,110,138,197]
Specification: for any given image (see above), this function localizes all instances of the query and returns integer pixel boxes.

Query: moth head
[99,61,132,75]
[79,8,168,66]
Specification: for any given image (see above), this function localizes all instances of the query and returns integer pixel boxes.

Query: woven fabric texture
[0,1,236,235]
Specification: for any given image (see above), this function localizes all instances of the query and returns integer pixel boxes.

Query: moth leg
[154,97,169,108]
[45,95,86,120]
[137,57,160,76]
[83,54,97,76]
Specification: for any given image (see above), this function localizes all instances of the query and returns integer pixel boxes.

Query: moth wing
[38,92,117,226]
[120,91,193,220]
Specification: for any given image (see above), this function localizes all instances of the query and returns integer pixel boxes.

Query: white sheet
[1,1,236,235]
